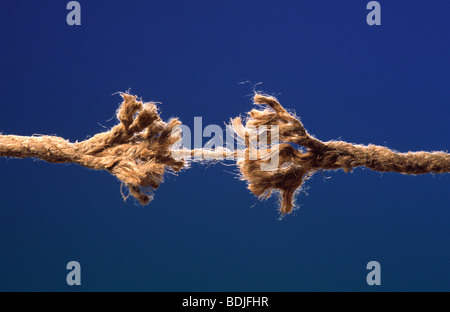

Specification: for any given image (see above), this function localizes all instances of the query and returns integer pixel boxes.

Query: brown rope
[232,94,450,214]
[0,93,185,205]
[0,93,448,214]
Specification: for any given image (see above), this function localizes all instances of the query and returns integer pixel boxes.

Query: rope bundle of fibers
[232,94,450,213]
[0,94,185,205]
[0,92,449,214]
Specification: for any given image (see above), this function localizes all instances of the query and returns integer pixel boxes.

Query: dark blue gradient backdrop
[0,1,449,291]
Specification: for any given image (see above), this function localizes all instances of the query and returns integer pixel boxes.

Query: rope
[232,94,450,213]
[0,93,448,214]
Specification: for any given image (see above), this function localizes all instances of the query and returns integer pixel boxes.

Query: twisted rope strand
[231,94,449,213]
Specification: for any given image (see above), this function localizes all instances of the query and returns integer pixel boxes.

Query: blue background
[0,1,449,291]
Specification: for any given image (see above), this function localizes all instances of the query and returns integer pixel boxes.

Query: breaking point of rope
[0,93,449,214]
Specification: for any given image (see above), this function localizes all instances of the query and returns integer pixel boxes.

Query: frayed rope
[0,92,448,214]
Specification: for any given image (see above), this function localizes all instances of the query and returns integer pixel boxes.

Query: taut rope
[1,93,448,214]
